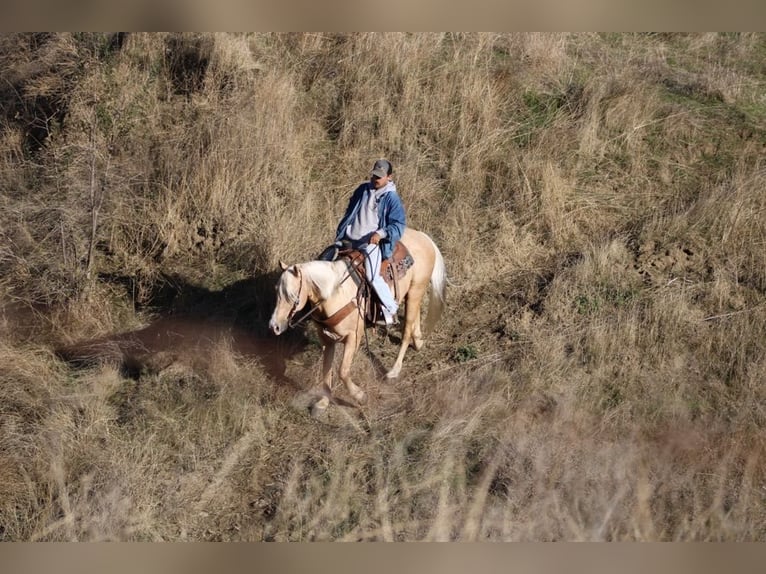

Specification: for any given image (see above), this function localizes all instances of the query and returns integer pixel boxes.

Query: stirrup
[374,313,399,327]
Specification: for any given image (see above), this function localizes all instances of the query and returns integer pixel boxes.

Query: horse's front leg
[312,333,336,412]
[339,332,366,404]
[321,339,335,393]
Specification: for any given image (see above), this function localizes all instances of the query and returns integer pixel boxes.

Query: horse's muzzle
[269,319,284,336]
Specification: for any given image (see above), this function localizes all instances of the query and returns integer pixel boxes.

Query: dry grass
[1,32,766,541]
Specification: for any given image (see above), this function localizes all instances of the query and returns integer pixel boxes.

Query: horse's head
[269,261,309,336]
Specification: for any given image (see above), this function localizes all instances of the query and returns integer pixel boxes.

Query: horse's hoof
[385,367,401,379]
[310,396,330,418]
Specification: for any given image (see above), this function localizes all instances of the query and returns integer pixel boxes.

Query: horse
[268,227,446,411]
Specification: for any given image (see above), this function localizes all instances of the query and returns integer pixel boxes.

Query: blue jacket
[335,181,406,260]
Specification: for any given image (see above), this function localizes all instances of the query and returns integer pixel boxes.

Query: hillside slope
[1,32,765,541]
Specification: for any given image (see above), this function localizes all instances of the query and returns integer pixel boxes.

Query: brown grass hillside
[1,32,765,541]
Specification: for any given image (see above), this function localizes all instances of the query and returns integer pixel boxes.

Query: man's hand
[369,233,381,245]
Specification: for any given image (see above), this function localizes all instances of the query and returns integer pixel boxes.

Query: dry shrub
[687,168,766,292]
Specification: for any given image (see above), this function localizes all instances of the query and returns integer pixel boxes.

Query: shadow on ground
[55,270,311,389]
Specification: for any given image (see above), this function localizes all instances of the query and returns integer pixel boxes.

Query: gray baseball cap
[371,159,392,178]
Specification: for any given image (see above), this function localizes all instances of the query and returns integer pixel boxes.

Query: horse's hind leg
[410,289,425,351]
[386,286,425,379]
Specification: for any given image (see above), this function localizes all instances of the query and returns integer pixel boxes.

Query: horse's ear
[279,260,288,271]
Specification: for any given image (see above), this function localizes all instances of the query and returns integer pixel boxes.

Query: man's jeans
[361,243,398,318]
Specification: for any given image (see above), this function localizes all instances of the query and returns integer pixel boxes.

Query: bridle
[285,267,311,328]
[285,260,359,329]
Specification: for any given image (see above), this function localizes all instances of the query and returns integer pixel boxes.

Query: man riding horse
[269,159,445,404]
[331,159,405,326]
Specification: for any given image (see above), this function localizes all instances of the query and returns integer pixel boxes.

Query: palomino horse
[269,228,446,410]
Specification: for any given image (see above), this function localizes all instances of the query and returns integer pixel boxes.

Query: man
[335,158,405,325]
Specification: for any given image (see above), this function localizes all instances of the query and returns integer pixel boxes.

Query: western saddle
[317,241,414,326]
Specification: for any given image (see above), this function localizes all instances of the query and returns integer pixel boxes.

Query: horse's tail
[424,235,447,335]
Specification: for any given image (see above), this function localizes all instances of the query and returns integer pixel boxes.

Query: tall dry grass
[1,32,765,540]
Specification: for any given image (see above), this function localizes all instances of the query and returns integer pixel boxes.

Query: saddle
[316,241,414,325]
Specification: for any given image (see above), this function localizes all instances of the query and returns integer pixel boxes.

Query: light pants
[362,243,399,318]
